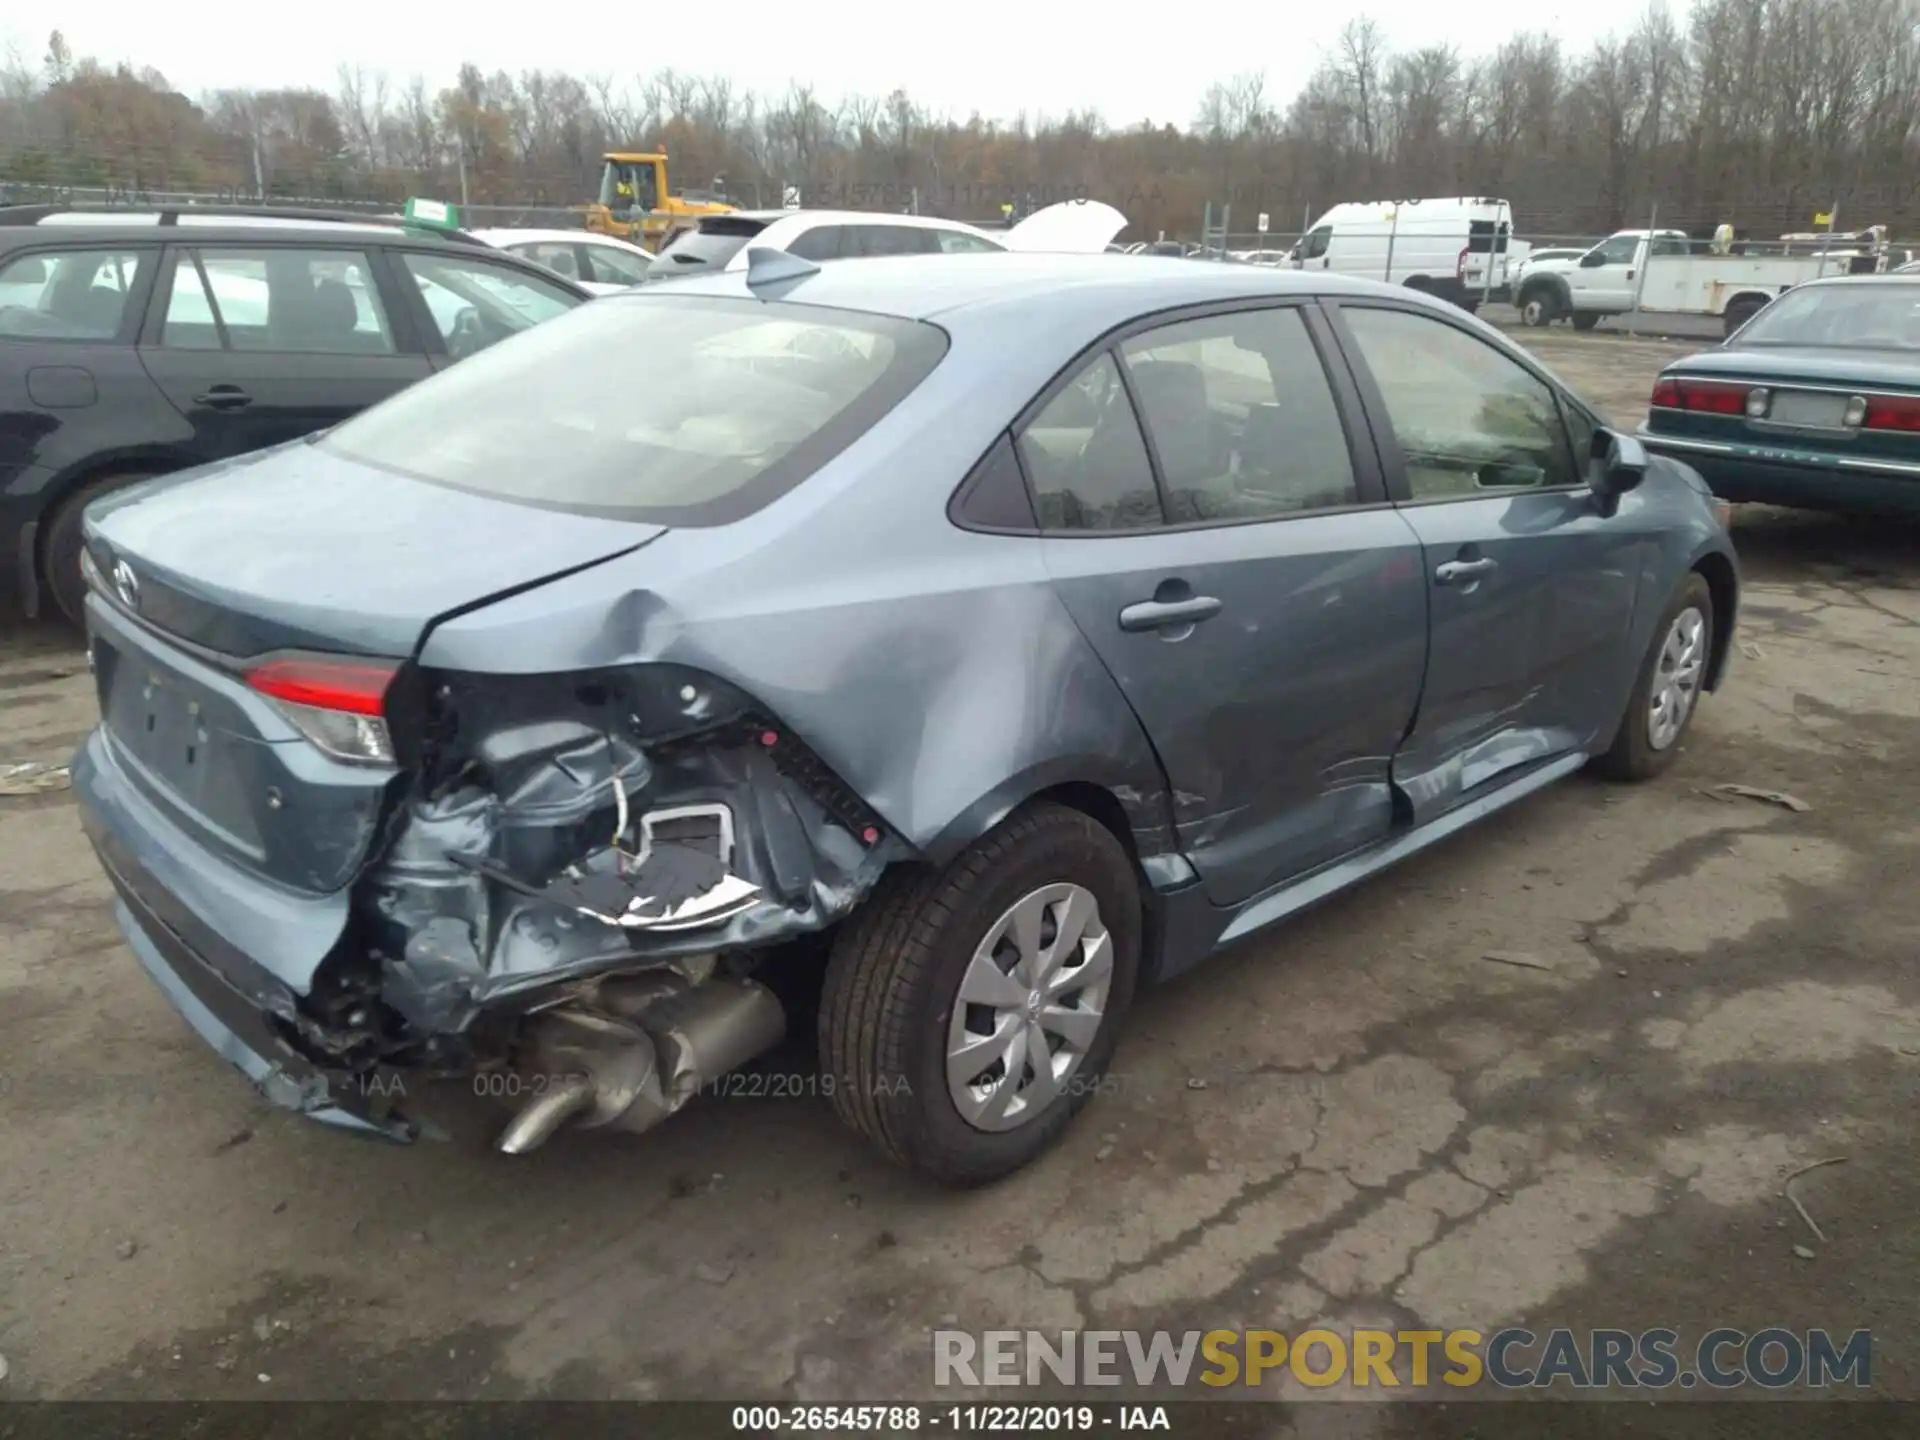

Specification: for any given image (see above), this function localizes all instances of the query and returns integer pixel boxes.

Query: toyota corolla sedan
[72,251,1739,1185]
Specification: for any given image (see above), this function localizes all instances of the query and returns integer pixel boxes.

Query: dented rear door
[1024,305,1429,908]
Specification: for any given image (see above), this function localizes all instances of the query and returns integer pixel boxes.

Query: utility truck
[1515,224,1898,337]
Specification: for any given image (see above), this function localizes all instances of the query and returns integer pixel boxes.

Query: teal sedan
[1638,275,1920,514]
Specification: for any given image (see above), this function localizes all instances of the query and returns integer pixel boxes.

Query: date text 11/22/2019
[731,1404,1174,1431]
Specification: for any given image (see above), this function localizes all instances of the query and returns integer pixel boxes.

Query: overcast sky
[9,5,1651,127]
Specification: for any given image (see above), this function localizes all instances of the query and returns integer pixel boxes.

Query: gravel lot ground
[1,325,1916,1428]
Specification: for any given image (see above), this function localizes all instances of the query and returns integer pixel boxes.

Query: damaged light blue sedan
[72,250,1740,1185]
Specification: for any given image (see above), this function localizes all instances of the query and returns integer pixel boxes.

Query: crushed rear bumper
[74,729,415,1140]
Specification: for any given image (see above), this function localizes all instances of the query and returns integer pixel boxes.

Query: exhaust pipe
[496,1074,595,1154]
[495,974,785,1153]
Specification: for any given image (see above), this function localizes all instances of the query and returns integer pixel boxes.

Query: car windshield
[321,294,949,524]
[1733,283,1920,351]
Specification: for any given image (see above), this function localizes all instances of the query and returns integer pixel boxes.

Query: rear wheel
[1570,312,1601,332]
[818,802,1141,1186]
[42,471,154,628]
[1591,573,1714,782]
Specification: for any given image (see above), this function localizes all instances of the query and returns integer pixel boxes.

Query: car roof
[615,250,1422,324]
[1791,273,1920,289]
[471,227,647,250]
[0,216,492,254]
[699,209,989,231]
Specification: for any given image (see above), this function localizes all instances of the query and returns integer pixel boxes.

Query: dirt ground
[2,327,1918,1426]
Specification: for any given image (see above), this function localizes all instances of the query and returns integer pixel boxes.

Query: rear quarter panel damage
[375,326,1180,1033]
[414,319,1180,869]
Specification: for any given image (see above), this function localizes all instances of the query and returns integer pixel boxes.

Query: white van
[1288,197,1519,310]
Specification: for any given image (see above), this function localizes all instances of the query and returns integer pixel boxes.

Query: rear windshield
[650,217,770,277]
[321,294,949,524]
[1733,282,1920,351]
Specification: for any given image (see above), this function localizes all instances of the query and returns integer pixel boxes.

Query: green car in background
[1638,274,1920,515]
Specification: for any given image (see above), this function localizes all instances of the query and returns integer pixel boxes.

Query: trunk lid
[1654,351,1920,466]
[1001,201,1129,254]
[80,439,663,895]
[82,437,664,659]
[1682,346,1920,393]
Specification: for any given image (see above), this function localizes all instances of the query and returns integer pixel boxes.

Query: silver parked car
[74,250,1738,1185]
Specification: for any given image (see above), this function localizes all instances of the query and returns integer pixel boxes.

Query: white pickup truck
[1513,226,1896,337]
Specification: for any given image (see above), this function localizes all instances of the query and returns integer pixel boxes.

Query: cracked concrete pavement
[0,329,1916,1425]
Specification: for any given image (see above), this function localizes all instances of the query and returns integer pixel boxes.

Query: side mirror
[1588,428,1648,515]
[1579,251,1608,268]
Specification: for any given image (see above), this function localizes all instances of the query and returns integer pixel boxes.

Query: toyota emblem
[111,558,140,611]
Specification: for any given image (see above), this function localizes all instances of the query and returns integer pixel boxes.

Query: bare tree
[7,7,1920,240]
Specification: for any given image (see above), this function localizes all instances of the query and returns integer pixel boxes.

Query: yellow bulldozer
[583,151,736,252]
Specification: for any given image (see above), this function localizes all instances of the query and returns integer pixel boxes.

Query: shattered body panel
[345,296,1188,1073]
[414,301,1188,871]
[364,684,908,1034]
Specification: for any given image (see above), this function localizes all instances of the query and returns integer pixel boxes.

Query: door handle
[1119,596,1223,632]
[1434,558,1498,585]
[193,385,251,410]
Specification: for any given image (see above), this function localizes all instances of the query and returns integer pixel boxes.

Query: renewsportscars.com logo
[933,1327,1873,1391]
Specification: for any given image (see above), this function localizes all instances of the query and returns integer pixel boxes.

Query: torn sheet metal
[356,709,900,1035]
[538,846,764,931]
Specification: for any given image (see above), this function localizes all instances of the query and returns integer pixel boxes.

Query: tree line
[3,0,1919,243]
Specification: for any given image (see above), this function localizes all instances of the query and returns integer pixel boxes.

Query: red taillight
[1862,394,1920,432]
[1457,246,1469,279]
[246,657,395,715]
[245,655,399,765]
[1652,377,1748,415]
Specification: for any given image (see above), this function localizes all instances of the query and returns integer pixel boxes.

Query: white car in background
[1512,246,1588,278]
[467,227,655,294]
[648,202,1130,279]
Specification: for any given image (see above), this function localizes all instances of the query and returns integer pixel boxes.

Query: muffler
[495,972,785,1153]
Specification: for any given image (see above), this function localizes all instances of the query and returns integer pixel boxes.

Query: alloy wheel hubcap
[1648,606,1707,751]
[946,882,1113,1133]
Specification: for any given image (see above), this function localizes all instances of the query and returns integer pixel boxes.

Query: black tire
[1590,572,1714,783]
[1722,299,1763,338]
[1517,287,1560,327]
[1570,312,1601,332]
[819,801,1141,1186]
[41,471,153,628]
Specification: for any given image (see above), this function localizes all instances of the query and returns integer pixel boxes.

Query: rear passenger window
[1120,307,1358,521]
[1018,353,1164,531]
[160,259,222,349]
[935,230,1003,254]
[582,244,649,286]
[187,249,395,355]
[787,227,845,262]
[0,248,150,342]
[850,226,938,257]
[515,243,581,280]
[399,252,579,361]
